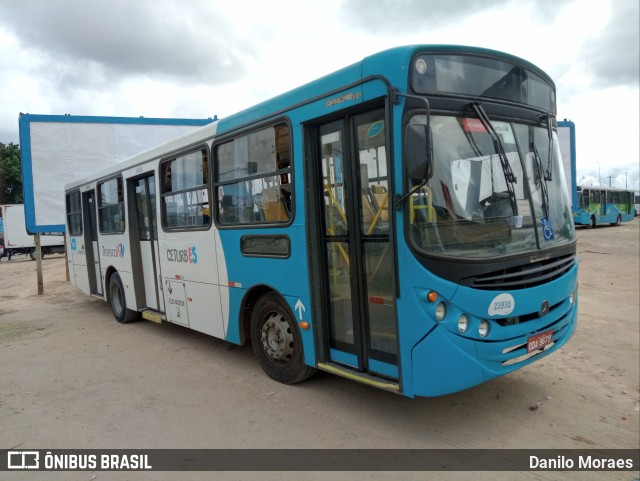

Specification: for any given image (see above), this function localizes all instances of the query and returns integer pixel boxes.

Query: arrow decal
[294,299,306,321]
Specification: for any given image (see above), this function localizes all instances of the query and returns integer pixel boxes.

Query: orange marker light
[299,321,310,330]
[427,291,438,303]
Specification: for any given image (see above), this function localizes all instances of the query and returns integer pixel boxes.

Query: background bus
[574,186,637,227]
[559,120,638,227]
[64,45,578,398]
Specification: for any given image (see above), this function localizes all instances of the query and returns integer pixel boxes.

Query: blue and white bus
[574,186,636,227]
[64,45,578,397]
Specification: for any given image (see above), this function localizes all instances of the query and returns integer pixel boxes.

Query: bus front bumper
[409,302,577,397]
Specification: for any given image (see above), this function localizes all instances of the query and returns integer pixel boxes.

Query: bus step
[317,362,400,393]
[141,310,165,324]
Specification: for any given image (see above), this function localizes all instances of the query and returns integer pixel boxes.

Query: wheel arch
[238,284,289,345]
[104,265,117,301]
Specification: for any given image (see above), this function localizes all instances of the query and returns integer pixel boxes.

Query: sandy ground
[0,219,638,481]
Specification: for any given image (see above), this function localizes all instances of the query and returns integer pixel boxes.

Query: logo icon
[8,451,39,469]
[541,217,555,241]
[540,300,550,316]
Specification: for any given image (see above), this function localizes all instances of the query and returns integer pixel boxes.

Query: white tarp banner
[557,124,574,204]
[20,115,213,232]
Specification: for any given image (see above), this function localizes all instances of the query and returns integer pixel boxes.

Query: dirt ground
[1,219,638,481]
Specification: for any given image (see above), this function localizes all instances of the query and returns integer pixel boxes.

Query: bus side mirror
[404,123,432,180]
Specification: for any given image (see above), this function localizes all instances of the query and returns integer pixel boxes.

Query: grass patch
[0,321,36,342]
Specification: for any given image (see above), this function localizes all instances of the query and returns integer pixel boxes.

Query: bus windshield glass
[408,115,575,259]
[412,54,555,112]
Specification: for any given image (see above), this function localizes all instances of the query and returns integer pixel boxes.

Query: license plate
[527,330,553,353]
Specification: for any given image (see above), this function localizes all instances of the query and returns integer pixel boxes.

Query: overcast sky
[0,0,638,190]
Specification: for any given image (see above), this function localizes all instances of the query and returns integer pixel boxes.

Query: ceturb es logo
[167,246,198,264]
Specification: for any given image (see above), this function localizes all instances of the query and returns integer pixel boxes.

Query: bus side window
[66,190,83,235]
[160,148,210,230]
[214,122,293,226]
[98,177,125,234]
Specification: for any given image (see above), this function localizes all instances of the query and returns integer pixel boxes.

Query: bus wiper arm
[472,103,518,216]
[544,114,554,181]
[395,178,428,208]
[531,141,551,219]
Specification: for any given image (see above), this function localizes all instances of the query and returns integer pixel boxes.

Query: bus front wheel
[250,292,316,385]
[108,272,138,323]
[589,216,596,228]
[611,215,621,226]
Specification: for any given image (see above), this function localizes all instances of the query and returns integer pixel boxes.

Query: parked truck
[0,204,65,260]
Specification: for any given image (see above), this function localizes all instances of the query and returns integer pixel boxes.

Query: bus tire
[108,272,138,323]
[589,216,596,228]
[29,249,37,261]
[250,292,316,385]
[612,215,621,226]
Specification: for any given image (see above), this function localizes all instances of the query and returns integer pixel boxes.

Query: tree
[0,142,23,204]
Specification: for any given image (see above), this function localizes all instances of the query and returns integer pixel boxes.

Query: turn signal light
[427,291,438,303]
[299,321,310,330]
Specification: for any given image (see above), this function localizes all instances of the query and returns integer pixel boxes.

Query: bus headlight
[479,320,490,338]
[435,302,446,321]
[458,314,468,333]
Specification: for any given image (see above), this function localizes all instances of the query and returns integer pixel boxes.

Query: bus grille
[465,254,576,290]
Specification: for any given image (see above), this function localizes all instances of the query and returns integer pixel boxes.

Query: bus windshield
[408,115,575,259]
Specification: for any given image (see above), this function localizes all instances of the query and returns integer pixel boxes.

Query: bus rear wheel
[589,216,596,228]
[108,272,138,323]
[250,292,316,385]
[611,215,621,226]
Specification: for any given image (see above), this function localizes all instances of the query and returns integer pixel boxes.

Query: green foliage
[0,142,23,204]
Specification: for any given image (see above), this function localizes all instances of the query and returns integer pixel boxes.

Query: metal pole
[35,233,44,295]
[625,171,628,189]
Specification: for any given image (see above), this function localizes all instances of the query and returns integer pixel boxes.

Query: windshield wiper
[472,102,518,216]
[531,140,551,220]
[542,114,554,181]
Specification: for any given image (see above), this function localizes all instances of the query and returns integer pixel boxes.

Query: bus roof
[577,185,635,192]
[215,44,553,134]
[65,44,553,191]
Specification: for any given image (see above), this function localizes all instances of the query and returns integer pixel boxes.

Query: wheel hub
[260,313,294,363]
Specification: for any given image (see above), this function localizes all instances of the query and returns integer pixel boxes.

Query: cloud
[580,0,639,88]
[338,0,562,33]
[0,0,250,88]
[576,161,639,190]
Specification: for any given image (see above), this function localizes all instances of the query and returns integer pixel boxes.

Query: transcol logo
[102,243,125,258]
[167,246,198,264]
